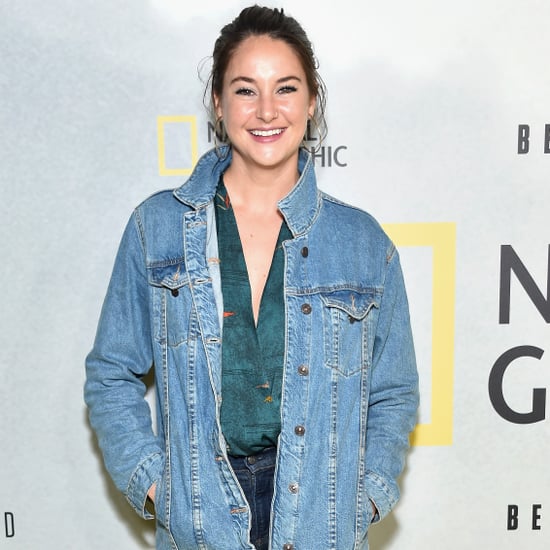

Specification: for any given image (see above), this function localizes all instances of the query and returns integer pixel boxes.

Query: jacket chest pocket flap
[148,261,191,347]
[321,289,380,376]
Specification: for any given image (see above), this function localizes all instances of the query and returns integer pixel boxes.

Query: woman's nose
[256,95,278,122]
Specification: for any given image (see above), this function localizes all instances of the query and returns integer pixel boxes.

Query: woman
[85,6,419,550]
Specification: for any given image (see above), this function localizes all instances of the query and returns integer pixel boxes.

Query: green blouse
[216,177,292,457]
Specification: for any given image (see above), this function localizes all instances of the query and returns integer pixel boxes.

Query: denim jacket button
[171,288,179,297]
[297,365,309,376]
[294,425,305,436]
[301,246,309,258]
[283,544,294,550]
[289,482,299,494]
[301,303,312,314]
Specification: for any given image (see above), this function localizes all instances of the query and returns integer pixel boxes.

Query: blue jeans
[228,447,276,550]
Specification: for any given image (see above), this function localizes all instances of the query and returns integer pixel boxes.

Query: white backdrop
[1,1,549,548]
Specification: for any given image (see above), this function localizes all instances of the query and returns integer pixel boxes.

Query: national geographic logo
[3,512,15,538]
[156,115,348,174]
[383,223,456,447]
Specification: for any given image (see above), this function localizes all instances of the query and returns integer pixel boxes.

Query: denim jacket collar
[172,146,320,238]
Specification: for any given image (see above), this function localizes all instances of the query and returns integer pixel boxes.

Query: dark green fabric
[216,177,291,457]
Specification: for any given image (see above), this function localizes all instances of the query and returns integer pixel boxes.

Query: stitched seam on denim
[354,364,371,548]
[161,288,172,536]
[328,367,338,549]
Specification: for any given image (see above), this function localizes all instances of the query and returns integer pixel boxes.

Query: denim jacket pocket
[321,288,380,377]
[148,260,192,347]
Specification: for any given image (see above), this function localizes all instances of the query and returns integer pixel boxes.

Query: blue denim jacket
[85,147,419,550]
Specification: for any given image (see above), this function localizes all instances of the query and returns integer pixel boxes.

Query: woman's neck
[222,155,300,213]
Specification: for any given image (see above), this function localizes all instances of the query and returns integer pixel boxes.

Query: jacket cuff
[364,470,399,523]
[126,452,164,519]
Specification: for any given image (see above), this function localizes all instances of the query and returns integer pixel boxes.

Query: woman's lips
[249,128,286,142]
[250,128,284,137]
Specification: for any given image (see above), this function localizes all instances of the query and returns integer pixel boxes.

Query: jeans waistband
[227,446,277,474]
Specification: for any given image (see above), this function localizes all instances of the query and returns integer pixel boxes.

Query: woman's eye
[278,85,298,94]
[235,88,255,96]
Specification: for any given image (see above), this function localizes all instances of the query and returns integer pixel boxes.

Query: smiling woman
[84,5,419,550]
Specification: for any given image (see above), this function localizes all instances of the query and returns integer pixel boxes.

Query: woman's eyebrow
[229,75,302,85]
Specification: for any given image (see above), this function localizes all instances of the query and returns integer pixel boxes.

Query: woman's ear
[308,95,316,119]
[213,93,222,120]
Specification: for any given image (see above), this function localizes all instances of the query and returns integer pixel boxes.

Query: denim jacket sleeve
[364,243,419,522]
[84,211,164,519]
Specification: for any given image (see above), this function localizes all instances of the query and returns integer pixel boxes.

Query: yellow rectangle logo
[157,115,198,176]
[383,222,456,446]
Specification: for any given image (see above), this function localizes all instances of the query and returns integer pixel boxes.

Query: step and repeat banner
[1,1,548,548]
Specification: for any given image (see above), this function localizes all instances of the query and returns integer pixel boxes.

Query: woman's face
[214,35,315,174]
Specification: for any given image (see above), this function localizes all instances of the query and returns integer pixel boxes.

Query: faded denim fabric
[84,147,419,550]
